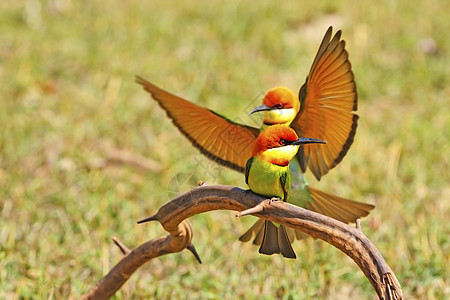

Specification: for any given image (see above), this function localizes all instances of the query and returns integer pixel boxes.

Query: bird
[244,124,326,258]
[136,26,374,250]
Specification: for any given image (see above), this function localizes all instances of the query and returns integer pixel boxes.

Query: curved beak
[248,104,272,115]
[291,137,326,145]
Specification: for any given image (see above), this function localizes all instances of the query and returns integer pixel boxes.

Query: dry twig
[80,185,402,300]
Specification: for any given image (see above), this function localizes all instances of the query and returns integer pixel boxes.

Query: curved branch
[81,185,403,300]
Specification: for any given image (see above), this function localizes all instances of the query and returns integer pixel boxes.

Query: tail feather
[307,186,375,224]
[252,221,265,245]
[258,221,280,255]
[285,226,296,242]
[240,220,296,259]
[239,219,264,243]
[285,227,309,241]
[295,230,309,240]
[276,225,297,259]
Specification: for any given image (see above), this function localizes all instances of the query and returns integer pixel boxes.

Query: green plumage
[245,157,290,201]
[245,156,296,259]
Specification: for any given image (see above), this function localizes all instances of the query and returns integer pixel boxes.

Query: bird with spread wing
[136,27,374,255]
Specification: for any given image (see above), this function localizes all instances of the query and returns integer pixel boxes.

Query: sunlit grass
[1,0,448,299]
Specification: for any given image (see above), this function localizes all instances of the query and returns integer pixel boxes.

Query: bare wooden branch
[81,185,403,300]
[112,236,131,255]
[81,220,198,300]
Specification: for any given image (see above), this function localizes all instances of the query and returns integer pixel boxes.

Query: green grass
[1,0,449,299]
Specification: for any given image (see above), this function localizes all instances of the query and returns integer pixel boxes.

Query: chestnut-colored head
[252,125,325,166]
[249,87,300,126]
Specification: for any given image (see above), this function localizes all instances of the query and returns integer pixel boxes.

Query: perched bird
[136,26,374,251]
[245,125,326,258]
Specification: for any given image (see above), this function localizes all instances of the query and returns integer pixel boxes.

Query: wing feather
[292,27,358,180]
[136,76,259,172]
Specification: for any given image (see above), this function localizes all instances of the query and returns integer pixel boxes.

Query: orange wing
[136,76,259,173]
[291,27,358,181]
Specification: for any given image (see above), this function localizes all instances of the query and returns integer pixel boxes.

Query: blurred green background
[1,0,449,299]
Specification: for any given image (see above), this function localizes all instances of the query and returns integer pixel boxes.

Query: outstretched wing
[136,76,259,172]
[291,26,358,181]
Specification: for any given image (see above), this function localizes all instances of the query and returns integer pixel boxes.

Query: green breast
[246,157,290,200]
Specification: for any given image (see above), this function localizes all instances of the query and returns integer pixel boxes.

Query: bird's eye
[279,139,286,146]
[275,103,283,109]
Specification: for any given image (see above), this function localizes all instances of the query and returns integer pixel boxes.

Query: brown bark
[80,185,402,300]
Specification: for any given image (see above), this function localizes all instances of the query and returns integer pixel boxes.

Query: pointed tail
[239,220,296,259]
[306,186,375,224]
[285,186,375,240]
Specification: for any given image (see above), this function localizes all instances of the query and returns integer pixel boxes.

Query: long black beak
[248,104,272,115]
[291,137,326,145]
